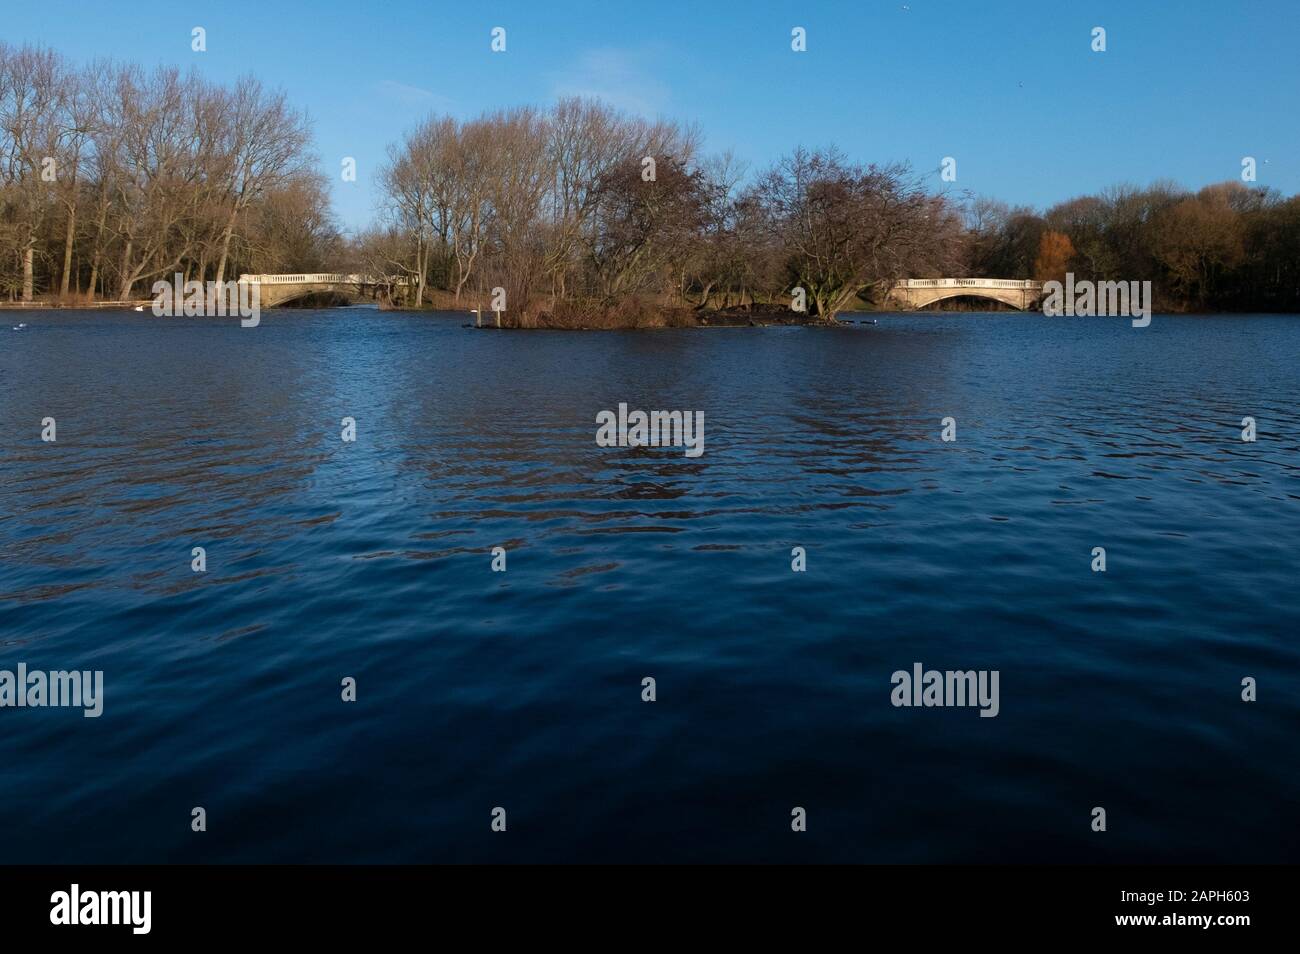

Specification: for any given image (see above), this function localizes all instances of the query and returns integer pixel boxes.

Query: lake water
[1,307,1297,863]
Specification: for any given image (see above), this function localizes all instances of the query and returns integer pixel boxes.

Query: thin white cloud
[375,80,454,111]
[548,48,670,116]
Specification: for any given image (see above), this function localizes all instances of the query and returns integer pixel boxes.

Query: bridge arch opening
[273,290,355,308]
[910,292,1026,311]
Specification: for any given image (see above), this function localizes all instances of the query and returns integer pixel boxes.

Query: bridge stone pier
[886,278,1044,311]
[237,274,403,307]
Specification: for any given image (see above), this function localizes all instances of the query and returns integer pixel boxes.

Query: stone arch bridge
[237,273,408,307]
[886,278,1044,311]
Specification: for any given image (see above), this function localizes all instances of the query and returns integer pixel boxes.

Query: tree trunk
[60,203,77,298]
[22,247,34,302]
[814,294,832,322]
[118,240,134,300]
[416,238,426,306]
[694,280,715,310]
[214,204,239,285]
[88,194,109,302]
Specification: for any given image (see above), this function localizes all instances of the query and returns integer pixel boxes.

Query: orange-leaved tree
[1033,230,1075,283]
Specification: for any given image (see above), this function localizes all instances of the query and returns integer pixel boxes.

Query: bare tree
[381,115,458,305]
[211,76,311,285]
[751,148,964,319]
[587,154,706,301]
[0,44,65,300]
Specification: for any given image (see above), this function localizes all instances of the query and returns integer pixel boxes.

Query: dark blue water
[1,307,1297,863]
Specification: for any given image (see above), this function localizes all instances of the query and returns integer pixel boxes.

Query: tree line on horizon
[0,42,338,303]
[362,102,1300,321]
[966,181,1300,312]
[5,41,1300,318]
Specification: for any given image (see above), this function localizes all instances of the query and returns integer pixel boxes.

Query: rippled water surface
[1,307,1297,862]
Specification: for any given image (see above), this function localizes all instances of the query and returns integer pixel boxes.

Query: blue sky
[9,0,1299,232]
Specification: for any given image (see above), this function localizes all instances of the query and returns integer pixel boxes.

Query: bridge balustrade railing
[238,274,410,285]
[894,278,1042,289]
